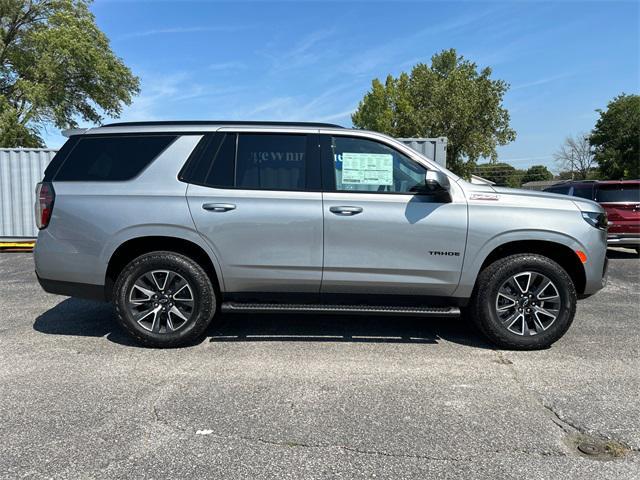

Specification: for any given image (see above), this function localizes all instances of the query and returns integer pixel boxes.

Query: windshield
[596,184,640,203]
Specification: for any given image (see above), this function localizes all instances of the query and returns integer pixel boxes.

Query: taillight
[35,182,55,229]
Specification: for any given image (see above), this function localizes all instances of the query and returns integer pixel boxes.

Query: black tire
[468,254,577,350]
[113,251,216,348]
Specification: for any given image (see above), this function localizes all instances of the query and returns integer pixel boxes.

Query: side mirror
[424,170,450,193]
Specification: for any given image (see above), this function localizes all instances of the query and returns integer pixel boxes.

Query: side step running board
[221,302,460,317]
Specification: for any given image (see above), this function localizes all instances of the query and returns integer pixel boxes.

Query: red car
[544,180,640,253]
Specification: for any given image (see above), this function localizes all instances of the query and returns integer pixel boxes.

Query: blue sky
[43,0,639,171]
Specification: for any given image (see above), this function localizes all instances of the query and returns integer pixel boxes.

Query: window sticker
[341,152,393,185]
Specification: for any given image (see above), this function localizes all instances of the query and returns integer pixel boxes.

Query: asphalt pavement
[1,250,639,479]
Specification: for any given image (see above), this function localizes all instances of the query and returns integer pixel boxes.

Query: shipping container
[0,149,57,241]
[397,137,448,167]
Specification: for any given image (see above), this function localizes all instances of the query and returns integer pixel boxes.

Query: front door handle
[330,206,363,216]
[203,203,236,212]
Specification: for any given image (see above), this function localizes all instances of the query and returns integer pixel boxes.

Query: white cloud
[208,61,247,71]
[117,26,241,41]
[511,73,575,90]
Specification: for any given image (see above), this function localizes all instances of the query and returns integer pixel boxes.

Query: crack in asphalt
[493,350,637,456]
[189,428,566,462]
[151,397,566,461]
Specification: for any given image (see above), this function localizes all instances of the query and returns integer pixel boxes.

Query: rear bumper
[36,273,106,302]
[607,233,640,246]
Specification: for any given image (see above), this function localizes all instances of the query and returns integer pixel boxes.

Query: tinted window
[596,184,640,203]
[572,185,595,199]
[545,186,571,195]
[54,135,176,181]
[331,137,426,193]
[184,133,235,188]
[43,137,78,181]
[235,134,307,190]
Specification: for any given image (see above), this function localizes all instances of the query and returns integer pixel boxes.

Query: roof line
[103,120,345,129]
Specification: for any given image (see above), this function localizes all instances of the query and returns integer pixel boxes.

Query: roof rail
[103,120,345,129]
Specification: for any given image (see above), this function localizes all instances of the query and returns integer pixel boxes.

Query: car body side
[34,126,606,305]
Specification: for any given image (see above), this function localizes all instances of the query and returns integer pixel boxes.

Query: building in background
[1,149,57,242]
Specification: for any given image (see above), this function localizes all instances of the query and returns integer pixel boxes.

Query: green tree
[589,94,640,179]
[522,165,553,183]
[0,0,139,147]
[507,169,525,188]
[352,49,516,177]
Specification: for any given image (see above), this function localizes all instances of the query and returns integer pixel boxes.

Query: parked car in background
[544,180,640,253]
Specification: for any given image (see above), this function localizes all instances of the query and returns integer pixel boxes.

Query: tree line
[352,50,639,184]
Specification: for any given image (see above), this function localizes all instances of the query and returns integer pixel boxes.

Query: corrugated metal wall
[397,137,448,167]
[0,149,57,240]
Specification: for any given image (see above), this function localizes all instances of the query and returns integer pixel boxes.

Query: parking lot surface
[1,251,639,479]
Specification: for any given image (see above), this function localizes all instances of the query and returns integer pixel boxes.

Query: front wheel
[468,254,577,350]
[113,251,216,348]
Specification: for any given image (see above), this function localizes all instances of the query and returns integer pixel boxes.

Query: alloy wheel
[127,270,195,333]
[495,271,562,336]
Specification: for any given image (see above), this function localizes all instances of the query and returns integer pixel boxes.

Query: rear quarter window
[53,135,177,181]
[596,184,640,203]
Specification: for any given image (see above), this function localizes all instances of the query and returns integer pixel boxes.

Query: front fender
[453,228,586,298]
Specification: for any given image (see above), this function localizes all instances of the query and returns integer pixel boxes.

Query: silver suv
[34,121,608,349]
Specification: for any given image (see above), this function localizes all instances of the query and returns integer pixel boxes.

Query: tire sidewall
[114,252,215,347]
[478,256,576,348]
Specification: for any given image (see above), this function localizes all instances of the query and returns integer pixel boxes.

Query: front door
[187,132,323,297]
[320,135,468,298]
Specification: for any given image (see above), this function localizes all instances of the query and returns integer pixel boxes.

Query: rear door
[186,131,323,297]
[319,134,467,298]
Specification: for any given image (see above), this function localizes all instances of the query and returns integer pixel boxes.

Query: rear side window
[235,134,307,190]
[182,133,320,191]
[54,135,176,181]
[596,184,640,203]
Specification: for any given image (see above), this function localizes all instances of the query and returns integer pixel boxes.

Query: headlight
[582,211,608,230]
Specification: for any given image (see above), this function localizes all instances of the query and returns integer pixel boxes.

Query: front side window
[54,135,176,181]
[235,134,307,190]
[331,137,426,193]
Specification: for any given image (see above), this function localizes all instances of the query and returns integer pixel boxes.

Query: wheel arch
[476,239,586,295]
[105,236,223,301]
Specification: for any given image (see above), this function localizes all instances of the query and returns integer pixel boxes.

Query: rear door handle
[329,206,363,216]
[203,203,236,212]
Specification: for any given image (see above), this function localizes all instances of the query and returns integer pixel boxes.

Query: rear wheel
[468,254,577,350]
[113,251,216,347]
